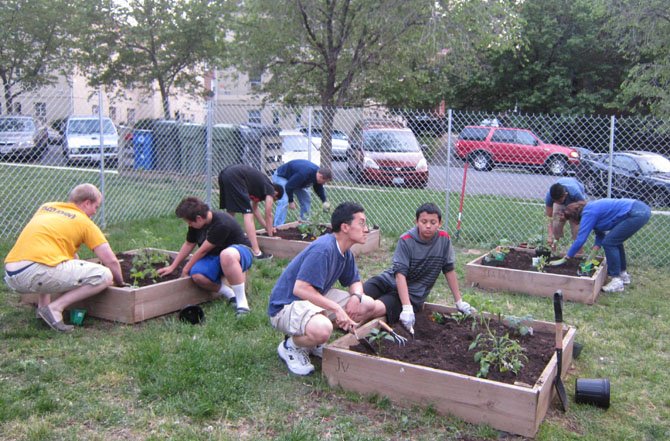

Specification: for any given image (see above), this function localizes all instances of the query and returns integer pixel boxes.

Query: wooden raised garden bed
[322,303,576,438]
[21,248,218,324]
[465,247,607,304]
[257,221,380,259]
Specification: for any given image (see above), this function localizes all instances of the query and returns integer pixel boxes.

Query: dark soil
[117,252,186,287]
[349,308,556,386]
[484,248,601,277]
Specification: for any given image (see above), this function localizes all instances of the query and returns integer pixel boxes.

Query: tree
[0,0,76,115]
[446,0,628,115]
[605,0,670,119]
[80,0,227,119]
[230,0,434,167]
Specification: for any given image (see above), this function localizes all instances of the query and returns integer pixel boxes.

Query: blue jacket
[568,199,635,257]
[275,160,327,204]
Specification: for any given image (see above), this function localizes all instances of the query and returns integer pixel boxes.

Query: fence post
[607,115,616,198]
[444,108,453,227]
[205,99,213,207]
[97,87,106,228]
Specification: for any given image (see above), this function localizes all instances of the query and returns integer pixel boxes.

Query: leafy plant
[504,315,534,337]
[129,248,170,287]
[497,238,513,254]
[366,328,395,355]
[297,211,330,240]
[468,317,529,378]
[534,255,548,272]
[431,311,446,324]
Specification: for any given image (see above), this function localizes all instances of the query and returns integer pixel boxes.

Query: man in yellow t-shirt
[4,184,125,332]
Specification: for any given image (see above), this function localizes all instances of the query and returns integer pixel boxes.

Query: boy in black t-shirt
[158,197,254,316]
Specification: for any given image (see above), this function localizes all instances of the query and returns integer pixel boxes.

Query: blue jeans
[602,201,651,276]
[272,174,312,226]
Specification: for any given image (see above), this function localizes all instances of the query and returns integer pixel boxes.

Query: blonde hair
[68,183,102,204]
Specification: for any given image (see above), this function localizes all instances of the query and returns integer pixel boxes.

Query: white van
[63,116,118,164]
[279,129,321,166]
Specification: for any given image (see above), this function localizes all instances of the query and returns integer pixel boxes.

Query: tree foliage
[605,0,670,119]
[79,0,227,119]
[0,0,76,113]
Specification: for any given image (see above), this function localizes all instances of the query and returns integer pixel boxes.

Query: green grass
[1,216,669,440]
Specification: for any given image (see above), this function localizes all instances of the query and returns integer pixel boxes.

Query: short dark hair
[331,202,365,232]
[272,183,284,200]
[317,168,333,180]
[416,202,442,222]
[175,197,209,221]
[550,183,567,202]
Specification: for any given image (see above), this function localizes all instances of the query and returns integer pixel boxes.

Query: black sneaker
[254,251,273,261]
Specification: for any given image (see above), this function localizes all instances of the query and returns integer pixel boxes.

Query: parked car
[576,150,670,207]
[0,116,49,161]
[455,126,580,175]
[279,129,321,165]
[297,127,350,160]
[347,119,429,188]
[62,116,119,165]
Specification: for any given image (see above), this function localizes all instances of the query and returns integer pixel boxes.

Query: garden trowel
[351,327,377,355]
[553,290,568,411]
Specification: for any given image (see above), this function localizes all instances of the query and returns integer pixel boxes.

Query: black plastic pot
[535,248,552,259]
[179,305,205,324]
[575,378,610,408]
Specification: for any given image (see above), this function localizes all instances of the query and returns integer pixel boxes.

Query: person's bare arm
[395,273,412,306]
[94,243,124,286]
[157,241,196,276]
[264,195,276,236]
[181,240,216,277]
[294,280,357,331]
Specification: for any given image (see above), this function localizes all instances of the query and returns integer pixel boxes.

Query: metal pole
[445,109,453,227]
[97,88,106,227]
[205,99,213,206]
[607,115,616,198]
[307,107,313,162]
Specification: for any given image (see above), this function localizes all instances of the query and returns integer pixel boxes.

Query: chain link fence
[2,90,669,266]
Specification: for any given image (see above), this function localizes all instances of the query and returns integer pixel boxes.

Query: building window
[272,110,280,125]
[248,109,261,124]
[35,103,47,122]
[127,109,136,126]
[109,106,117,121]
[249,68,262,88]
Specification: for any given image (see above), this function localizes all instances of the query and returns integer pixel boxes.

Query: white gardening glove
[322,201,331,212]
[456,300,475,315]
[399,304,415,333]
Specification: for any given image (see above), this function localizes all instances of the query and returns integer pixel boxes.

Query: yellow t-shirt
[4,202,108,266]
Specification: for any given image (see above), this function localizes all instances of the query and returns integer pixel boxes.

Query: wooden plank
[20,249,217,324]
[322,303,576,438]
[465,248,606,304]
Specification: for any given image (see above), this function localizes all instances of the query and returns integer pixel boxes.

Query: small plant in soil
[367,328,395,355]
[468,315,529,378]
[504,315,534,337]
[430,311,447,324]
[533,255,548,272]
[129,249,170,287]
[297,211,330,240]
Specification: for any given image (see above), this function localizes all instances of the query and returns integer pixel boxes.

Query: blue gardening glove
[456,300,475,315]
[548,257,567,266]
[399,304,415,332]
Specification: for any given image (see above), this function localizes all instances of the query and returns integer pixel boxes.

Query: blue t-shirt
[545,177,586,207]
[267,234,360,317]
[567,198,635,257]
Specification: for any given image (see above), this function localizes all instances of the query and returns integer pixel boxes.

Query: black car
[576,150,670,207]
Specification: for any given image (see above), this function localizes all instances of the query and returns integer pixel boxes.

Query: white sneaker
[602,277,624,293]
[620,271,631,285]
[277,338,314,376]
[310,344,324,358]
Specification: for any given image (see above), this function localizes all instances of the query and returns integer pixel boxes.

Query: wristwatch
[351,292,363,301]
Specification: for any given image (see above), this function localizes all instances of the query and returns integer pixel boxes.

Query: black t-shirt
[185,211,251,255]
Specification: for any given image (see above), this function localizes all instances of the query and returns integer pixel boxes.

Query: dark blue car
[576,150,670,208]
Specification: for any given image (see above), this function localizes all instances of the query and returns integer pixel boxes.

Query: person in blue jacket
[272,159,332,226]
[551,198,651,293]
[544,177,586,249]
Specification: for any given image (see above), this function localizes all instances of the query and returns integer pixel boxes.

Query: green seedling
[129,248,170,287]
[468,317,529,378]
[366,328,395,355]
[505,315,534,336]
[431,311,446,324]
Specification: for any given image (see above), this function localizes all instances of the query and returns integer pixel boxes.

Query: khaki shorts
[270,289,372,336]
[4,260,112,294]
